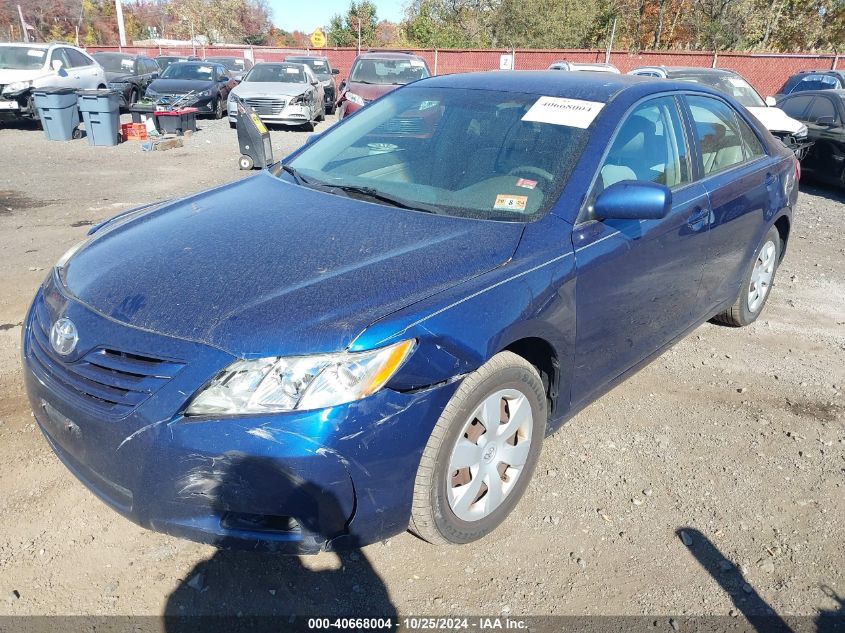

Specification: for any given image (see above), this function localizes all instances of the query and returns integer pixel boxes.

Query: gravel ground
[0,115,842,622]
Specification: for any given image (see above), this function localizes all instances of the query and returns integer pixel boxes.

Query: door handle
[687,207,709,230]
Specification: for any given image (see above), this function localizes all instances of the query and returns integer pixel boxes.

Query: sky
[267,0,407,33]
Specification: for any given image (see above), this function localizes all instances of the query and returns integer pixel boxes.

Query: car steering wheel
[508,166,555,184]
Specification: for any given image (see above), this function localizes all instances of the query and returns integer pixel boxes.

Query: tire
[301,120,315,132]
[239,155,254,170]
[410,351,546,545]
[713,226,781,327]
[212,98,224,120]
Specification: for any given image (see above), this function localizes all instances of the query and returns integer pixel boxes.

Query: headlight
[795,124,808,139]
[345,91,365,106]
[3,80,32,95]
[290,93,307,106]
[197,89,211,97]
[185,339,416,416]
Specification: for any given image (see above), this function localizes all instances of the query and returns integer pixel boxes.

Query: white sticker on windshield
[198,66,213,73]
[522,96,604,128]
[27,49,45,58]
[727,77,747,87]
[410,59,425,67]
[286,67,300,74]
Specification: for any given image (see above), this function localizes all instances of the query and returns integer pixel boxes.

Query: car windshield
[349,58,430,85]
[678,74,765,107]
[288,58,330,79]
[207,58,245,71]
[0,45,47,70]
[161,63,214,81]
[244,64,307,83]
[94,53,135,73]
[286,86,592,222]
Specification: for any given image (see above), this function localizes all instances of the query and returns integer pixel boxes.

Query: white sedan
[227,62,324,130]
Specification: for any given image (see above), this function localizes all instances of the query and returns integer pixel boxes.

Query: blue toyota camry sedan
[23,71,798,552]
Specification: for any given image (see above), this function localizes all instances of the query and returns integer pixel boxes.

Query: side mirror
[311,80,319,86]
[151,72,159,79]
[815,115,836,126]
[765,96,777,107]
[593,181,671,221]
[332,68,340,75]
[51,59,63,72]
[339,80,346,91]
[219,75,230,82]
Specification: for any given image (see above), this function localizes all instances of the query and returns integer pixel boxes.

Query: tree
[329,1,378,48]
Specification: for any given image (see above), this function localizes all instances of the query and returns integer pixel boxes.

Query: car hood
[746,106,805,134]
[0,68,51,84]
[345,81,401,101]
[63,172,523,357]
[231,82,308,98]
[148,78,214,94]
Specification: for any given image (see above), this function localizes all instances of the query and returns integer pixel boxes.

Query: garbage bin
[129,102,159,127]
[32,88,81,141]
[154,107,198,136]
[77,89,121,146]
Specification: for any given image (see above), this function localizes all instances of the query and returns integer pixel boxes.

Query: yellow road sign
[310,28,326,48]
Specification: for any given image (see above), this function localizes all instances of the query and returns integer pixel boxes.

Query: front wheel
[212,98,224,119]
[410,351,546,545]
[713,226,781,327]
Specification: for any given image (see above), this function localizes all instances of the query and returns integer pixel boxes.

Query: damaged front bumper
[22,277,459,553]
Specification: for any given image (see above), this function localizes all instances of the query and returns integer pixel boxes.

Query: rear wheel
[410,351,546,545]
[713,226,781,327]
[212,98,224,119]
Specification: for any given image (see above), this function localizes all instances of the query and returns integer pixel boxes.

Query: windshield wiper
[282,163,311,185]
[329,185,441,214]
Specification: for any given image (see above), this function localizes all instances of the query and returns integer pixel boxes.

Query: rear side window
[596,96,691,191]
[806,97,837,123]
[687,95,747,176]
[736,116,765,159]
[66,48,93,68]
[780,95,813,119]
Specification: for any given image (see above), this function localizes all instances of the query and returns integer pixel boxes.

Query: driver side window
[596,96,691,194]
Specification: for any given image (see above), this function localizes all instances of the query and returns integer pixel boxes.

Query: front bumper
[0,92,30,119]
[22,275,458,553]
[227,102,312,126]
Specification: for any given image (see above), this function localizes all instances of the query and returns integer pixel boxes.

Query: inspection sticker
[494,194,528,211]
[516,178,537,189]
[522,96,605,128]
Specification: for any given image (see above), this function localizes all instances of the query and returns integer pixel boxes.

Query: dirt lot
[0,115,842,623]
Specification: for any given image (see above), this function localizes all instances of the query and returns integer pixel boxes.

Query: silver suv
[0,42,107,122]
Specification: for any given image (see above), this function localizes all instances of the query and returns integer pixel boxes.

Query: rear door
[684,94,779,312]
[571,95,712,405]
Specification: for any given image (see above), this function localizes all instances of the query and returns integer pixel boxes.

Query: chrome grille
[28,299,184,417]
[245,97,286,115]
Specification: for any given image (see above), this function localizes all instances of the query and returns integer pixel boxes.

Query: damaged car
[0,42,106,123]
[92,52,160,108]
[23,72,797,553]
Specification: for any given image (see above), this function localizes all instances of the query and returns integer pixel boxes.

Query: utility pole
[357,17,361,55]
[17,5,29,43]
[115,0,127,47]
[605,16,617,64]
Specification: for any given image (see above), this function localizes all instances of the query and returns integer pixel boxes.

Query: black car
[154,55,200,72]
[285,55,340,114]
[775,70,845,100]
[778,89,845,187]
[204,56,253,81]
[144,61,237,119]
[93,52,160,108]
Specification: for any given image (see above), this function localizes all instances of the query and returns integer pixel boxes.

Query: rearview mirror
[765,96,777,107]
[593,181,671,221]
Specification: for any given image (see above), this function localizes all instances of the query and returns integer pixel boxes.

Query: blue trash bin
[33,88,81,141]
[77,89,121,146]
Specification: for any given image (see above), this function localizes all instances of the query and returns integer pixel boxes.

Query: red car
[337,51,431,119]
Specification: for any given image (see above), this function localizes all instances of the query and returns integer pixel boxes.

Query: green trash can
[33,88,81,141]
[77,89,121,146]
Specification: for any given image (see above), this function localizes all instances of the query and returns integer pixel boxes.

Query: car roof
[1,42,50,49]
[781,88,845,99]
[357,51,425,60]
[636,66,739,78]
[419,70,692,103]
[286,55,328,60]
[792,69,845,76]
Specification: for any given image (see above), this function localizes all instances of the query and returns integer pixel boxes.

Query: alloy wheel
[747,240,776,313]
[446,388,534,522]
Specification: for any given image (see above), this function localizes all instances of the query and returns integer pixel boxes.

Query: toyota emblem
[50,317,79,356]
